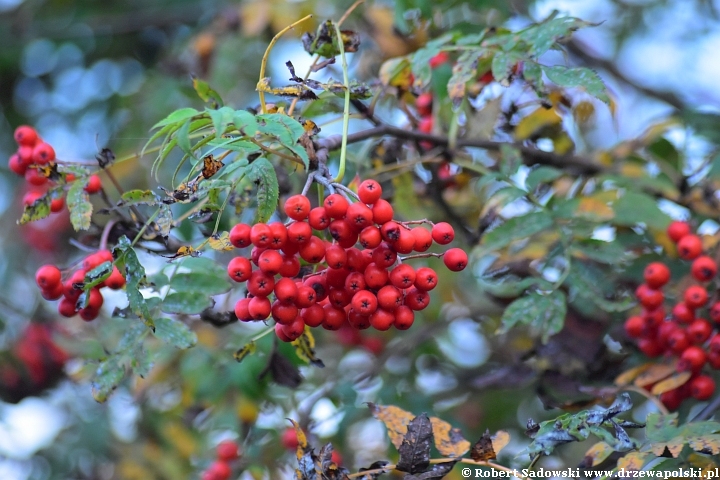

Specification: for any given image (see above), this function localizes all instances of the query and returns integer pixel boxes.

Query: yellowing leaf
[650,437,685,458]
[161,421,198,458]
[573,101,595,124]
[650,371,692,395]
[429,417,471,458]
[633,363,674,388]
[287,419,309,461]
[615,363,653,386]
[162,245,201,261]
[688,435,720,455]
[379,58,413,90]
[583,441,613,467]
[515,107,562,141]
[552,133,574,155]
[620,163,647,178]
[491,430,510,455]
[368,403,415,449]
[576,197,614,221]
[234,341,257,363]
[208,232,234,251]
[291,327,324,367]
[617,452,649,471]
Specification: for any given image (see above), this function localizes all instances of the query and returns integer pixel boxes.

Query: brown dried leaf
[368,403,415,449]
[582,441,613,467]
[429,417,470,458]
[287,418,309,461]
[633,364,675,388]
[650,371,692,395]
[470,430,496,461]
[201,154,224,179]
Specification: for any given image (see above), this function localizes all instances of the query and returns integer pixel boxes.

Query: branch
[316,125,604,175]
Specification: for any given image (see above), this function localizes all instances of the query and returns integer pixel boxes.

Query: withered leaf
[614,363,653,386]
[429,416,470,457]
[650,371,692,395]
[161,245,201,261]
[287,418,310,461]
[96,147,116,168]
[291,327,324,367]
[579,441,612,468]
[200,308,237,327]
[357,461,390,479]
[688,435,720,455]
[617,452,649,471]
[368,403,415,449]
[233,341,256,363]
[471,430,496,461]
[201,154,224,179]
[260,350,302,388]
[633,363,674,388]
[208,232,234,251]
[404,460,458,480]
[397,413,433,474]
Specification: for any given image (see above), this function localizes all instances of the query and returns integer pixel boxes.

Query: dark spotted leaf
[67,180,93,231]
[113,236,154,331]
[404,460,458,480]
[397,413,433,474]
[91,355,125,403]
[542,65,609,104]
[247,157,279,223]
[83,261,113,290]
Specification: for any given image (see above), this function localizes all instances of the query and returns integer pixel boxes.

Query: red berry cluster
[624,220,719,410]
[200,440,242,480]
[35,250,126,322]
[227,180,468,342]
[9,125,103,213]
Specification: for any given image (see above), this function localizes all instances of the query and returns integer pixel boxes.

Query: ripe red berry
[272,301,299,325]
[380,222,401,243]
[364,263,389,290]
[326,267,350,289]
[287,221,312,245]
[687,319,712,344]
[404,288,430,311]
[104,267,126,290]
[25,167,48,186]
[352,290,378,315]
[234,298,252,321]
[684,285,708,309]
[267,222,288,249]
[230,223,252,248]
[667,329,690,354]
[394,305,415,330]
[248,296,271,320]
[416,93,433,117]
[678,346,707,373]
[690,375,715,401]
[638,337,664,357]
[206,461,231,480]
[322,305,346,330]
[325,244,347,269]
[643,262,670,289]
[274,278,299,304]
[392,228,416,254]
[301,304,324,327]
[58,297,78,317]
[624,316,645,338]
[667,221,691,243]
[41,282,64,301]
[275,322,292,342]
[410,227,433,252]
[63,269,86,300]
[636,285,664,310]
[371,199,394,225]
[369,308,394,331]
[308,207,330,230]
[227,257,252,282]
[216,440,241,461]
[22,190,43,207]
[281,316,305,340]
[258,249,283,275]
[84,175,102,194]
[432,222,455,245]
[250,223,272,247]
[710,334,720,355]
[677,234,703,260]
[390,264,416,289]
[358,179,382,204]
[414,267,438,291]
[31,142,55,165]
[691,256,717,282]
[418,116,433,134]
[86,288,104,310]
[281,428,299,450]
[372,243,397,269]
[284,194,311,221]
[247,270,275,297]
[709,351,720,370]
[299,236,326,264]
[672,302,695,324]
[36,265,61,290]
[78,307,99,322]
[377,285,403,311]
[14,125,39,146]
[443,248,468,272]
[323,194,349,219]
[279,254,301,278]
[660,388,684,411]
[8,154,27,176]
[710,302,720,324]
[50,196,65,213]
[428,51,450,69]
[345,202,374,231]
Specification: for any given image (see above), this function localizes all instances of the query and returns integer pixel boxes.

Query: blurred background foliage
[2,0,720,479]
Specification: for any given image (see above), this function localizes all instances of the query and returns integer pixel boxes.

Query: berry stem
[332,21,351,184]
[330,182,360,201]
[398,252,444,262]
[258,15,313,114]
[99,220,117,252]
[399,219,435,227]
[622,385,670,415]
[301,171,317,197]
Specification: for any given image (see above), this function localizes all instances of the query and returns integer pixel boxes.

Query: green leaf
[152,317,197,349]
[491,50,524,86]
[83,261,113,290]
[18,189,53,225]
[683,111,720,144]
[447,50,481,107]
[256,113,305,145]
[647,137,680,172]
[499,290,566,343]
[709,152,720,180]
[478,275,552,298]
[526,166,563,190]
[207,106,235,139]
[612,192,671,230]
[175,256,226,276]
[500,144,523,176]
[481,211,554,252]
[233,110,259,135]
[175,119,193,158]
[247,158,279,223]
[119,189,159,207]
[569,240,630,265]
[151,107,200,130]
[91,355,125,403]
[522,17,593,57]
[67,180,93,231]
[542,65,609,103]
[191,75,223,107]
[411,46,442,88]
[565,266,634,313]
[523,61,544,90]
[206,138,260,155]
[161,292,213,315]
[170,272,230,296]
[113,236,155,331]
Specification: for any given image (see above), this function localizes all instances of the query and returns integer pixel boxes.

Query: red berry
[377,285,403,311]
[301,304,324,327]
[660,388,684,411]
[23,190,43,207]
[206,461,231,480]
[638,337,664,357]
[323,194,349,219]
[14,125,39,146]
[672,303,695,324]
[369,308,394,331]
[281,315,305,340]
[78,307,99,322]
[234,298,252,321]
[287,221,312,245]
[63,269,86,300]
[677,234,703,260]
[58,297,78,317]
[710,302,720,324]
[428,51,450,69]
[284,194,311,221]
[86,288,104,310]
[281,428,299,450]
[678,346,707,373]
[443,248,468,272]
[432,223,455,245]
[392,228,416,254]
[216,440,241,461]
[643,307,665,326]
[416,93,433,117]
[684,285,708,309]
[394,305,415,330]
[248,296,271,320]
[17,145,34,165]
[267,222,288,249]
[50,196,65,213]
[308,207,330,230]
[690,375,715,401]
[104,267,126,290]
[410,227,433,252]
[227,257,252,282]
[418,116,433,133]
[667,221,691,243]
[36,265,61,290]
[326,267,350,289]
[637,285,664,310]
[347,309,371,329]
[667,329,690,354]
[25,167,48,186]
[371,199,394,225]
[390,264,416,289]
[362,336,384,353]
[710,334,720,355]
[414,267,438,291]
[275,322,292,342]
[364,263,389,290]
[250,223,272,247]
[247,270,275,297]
[687,319,712,344]
[322,305,346,330]
[31,142,55,165]
[258,249,283,275]
[325,245,347,269]
[380,222,401,243]
[624,316,645,338]
[84,175,102,194]
[298,236,326,264]
[274,278,299,304]
[351,290,378,316]
[372,243,397,269]
[691,256,717,282]
[8,154,27,176]
[358,179,382,204]
[230,223,252,248]
[643,262,670,289]
[710,351,720,370]
[345,202,374,231]
[41,282,64,301]
[404,288,430,311]
[359,226,382,249]
[272,301,299,325]
[279,254,301,278]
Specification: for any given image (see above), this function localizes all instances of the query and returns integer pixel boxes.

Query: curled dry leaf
[632,364,675,388]
[650,371,692,395]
